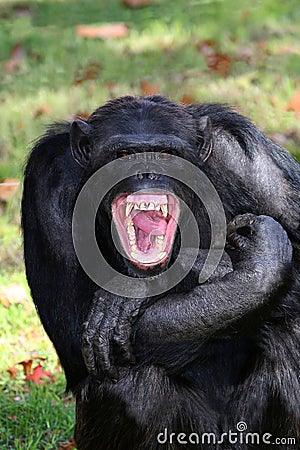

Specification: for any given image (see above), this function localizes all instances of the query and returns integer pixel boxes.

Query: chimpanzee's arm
[82,214,293,379]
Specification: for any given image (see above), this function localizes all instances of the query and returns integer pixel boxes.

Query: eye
[160,151,173,159]
[117,150,130,159]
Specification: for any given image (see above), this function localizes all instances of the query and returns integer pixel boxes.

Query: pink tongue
[132,211,167,252]
[132,211,167,234]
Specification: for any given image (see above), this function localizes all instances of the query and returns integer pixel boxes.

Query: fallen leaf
[285,91,300,113]
[0,178,20,202]
[25,364,54,384]
[5,44,25,74]
[197,40,232,77]
[18,356,47,376]
[59,438,77,449]
[73,62,101,86]
[7,366,18,378]
[33,104,52,119]
[105,81,117,89]
[18,359,33,376]
[74,111,90,120]
[140,80,160,95]
[180,94,196,104]
[276,45,300,56]
[8,414,18,421]
[76,24,128,39]
[0,283,27,307]
[12,5,32,18]
[122,0,153,8]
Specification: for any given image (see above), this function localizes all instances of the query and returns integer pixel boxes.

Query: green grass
[0,0,300,447]
[0,379,75,449]
[0,0,300,177]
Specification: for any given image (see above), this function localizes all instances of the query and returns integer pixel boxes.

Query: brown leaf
[74,111,90,120]
[59,438,77,449]
[197,40,232,77]
[5,44,25,74]
[8,414,18,421]
[285,91,300,113]
[180,94,197,104]
[140,80,160,95]
[73,62,101,86]
[0,283,27,307]
[12,5,32,18]
[0,178,20,202]
[122,0,153,8]
[25,364,54,385]
[33,104,52,119]
[7,366,18,379]
[76,24,128,40]
[18,359,33,376]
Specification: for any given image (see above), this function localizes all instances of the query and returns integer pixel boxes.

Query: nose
[136,172,160,181]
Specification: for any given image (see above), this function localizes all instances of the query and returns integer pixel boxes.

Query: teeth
[161,204,168,217]
[157,251,166,260]
[156,235,165,250]
[126,203,134,217]
[127,199,169,215]
[130,244,137,251]
[140,202,147,210]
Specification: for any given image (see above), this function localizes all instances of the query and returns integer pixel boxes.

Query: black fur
[22,96,300,449]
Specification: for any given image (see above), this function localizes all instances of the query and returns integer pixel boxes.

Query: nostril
[137,172,144,180]
[148,173,158,180]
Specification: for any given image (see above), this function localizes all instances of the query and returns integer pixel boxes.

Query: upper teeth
[125,202,168,217]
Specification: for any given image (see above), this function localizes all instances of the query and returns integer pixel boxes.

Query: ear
[197,116,214,164]
[70,119,93,168]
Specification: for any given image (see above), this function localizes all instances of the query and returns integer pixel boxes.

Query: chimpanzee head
[69,96,211,274]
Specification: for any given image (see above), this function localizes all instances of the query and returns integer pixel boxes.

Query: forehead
[89,99,196,142]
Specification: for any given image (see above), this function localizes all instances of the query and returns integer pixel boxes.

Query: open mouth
[112,192,180,269]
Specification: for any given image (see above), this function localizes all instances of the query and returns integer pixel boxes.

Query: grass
[0,379,75,449]
[0,0,299,447]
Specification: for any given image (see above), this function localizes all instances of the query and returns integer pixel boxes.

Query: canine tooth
[161,204,168,217]
[126,202,134,217]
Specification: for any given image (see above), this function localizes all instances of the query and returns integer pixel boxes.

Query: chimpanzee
[22,96,300,450]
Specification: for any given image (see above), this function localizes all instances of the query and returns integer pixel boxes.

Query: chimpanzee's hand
[82,289,148,382]
[227,214,292,286]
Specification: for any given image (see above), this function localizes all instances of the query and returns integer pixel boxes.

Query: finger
[113,302,141,364]
[94,329,119,382]
[114,321,135,365]
[82,331,98,377]
[227,213,256,236]
[226,232,249,250]
[93,303,120,381]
